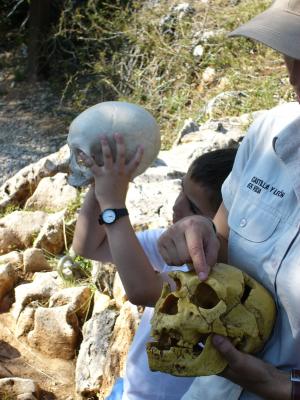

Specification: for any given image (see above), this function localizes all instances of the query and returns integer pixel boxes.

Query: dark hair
[189,147,237,211]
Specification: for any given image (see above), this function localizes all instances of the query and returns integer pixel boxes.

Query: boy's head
[172,147,237,223]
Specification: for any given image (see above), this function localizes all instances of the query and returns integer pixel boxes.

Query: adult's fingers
[212,335,242,369]
[204,234,220,270]
[172,229,194,265]
[185,224,210,280]
[158,231,187,266]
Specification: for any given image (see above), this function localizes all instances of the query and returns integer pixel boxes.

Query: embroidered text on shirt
[246,176,285,198]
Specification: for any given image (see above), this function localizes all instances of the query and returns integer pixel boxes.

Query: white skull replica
[67,101,161,187]
[147,263,276,376]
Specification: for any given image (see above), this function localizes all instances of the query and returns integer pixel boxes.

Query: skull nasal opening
[191,283,219,309]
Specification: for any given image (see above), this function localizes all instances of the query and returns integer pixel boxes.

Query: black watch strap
[98,208,129,225]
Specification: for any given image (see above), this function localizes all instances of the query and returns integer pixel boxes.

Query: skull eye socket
[191,283,219,309]
[173,277,182,291]
[159,294,178,315]
[74,150,90,169]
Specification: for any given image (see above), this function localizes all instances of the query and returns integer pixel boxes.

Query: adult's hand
[157,215,220,280]
[212,335,291,400]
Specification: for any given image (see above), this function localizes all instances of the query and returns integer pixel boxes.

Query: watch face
[102,209,116,224]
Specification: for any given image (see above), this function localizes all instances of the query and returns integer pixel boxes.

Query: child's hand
[77,133,143,209]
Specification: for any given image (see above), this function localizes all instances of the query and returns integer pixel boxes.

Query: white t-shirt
[122,228,194,400]
[182,102,300,400]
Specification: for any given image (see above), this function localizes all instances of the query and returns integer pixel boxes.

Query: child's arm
[72,185,112,262]
[72,133,164,306]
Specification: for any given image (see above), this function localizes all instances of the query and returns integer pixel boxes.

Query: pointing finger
[185,227,210,280]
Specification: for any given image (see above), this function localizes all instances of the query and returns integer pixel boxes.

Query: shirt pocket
[228,192,281,243]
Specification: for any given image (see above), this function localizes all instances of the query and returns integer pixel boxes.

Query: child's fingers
[114,133,126,168]
[100,136,113,169]
[76,150,101,176]
[127,145,144,175]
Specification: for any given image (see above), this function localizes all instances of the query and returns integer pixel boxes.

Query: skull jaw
[67,152,94,188]
[67,172,93,188]
[147,335,227,376]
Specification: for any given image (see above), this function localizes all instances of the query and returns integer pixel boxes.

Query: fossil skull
[67,101,161,187]
[147,263,276,376]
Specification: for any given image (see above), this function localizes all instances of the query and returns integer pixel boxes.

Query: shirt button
[239,218,247,227]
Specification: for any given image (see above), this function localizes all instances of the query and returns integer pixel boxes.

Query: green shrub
[4,0,294,148]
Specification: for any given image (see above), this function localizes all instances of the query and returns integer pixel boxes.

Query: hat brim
[229,8,300,60]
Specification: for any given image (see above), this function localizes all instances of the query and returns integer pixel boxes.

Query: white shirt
[122,228,194,400]
[182,102,300,400]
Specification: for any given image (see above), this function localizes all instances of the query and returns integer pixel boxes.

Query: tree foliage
[1,0,293,148]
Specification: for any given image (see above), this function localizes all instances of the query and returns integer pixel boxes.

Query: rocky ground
[0,79,70,186]
[0,75,76,398]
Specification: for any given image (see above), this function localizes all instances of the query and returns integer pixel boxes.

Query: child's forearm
[72,186,112,262]
[104,217,164,306]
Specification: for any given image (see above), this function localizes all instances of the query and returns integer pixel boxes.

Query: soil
[0,313,76,400]
[0,68,77,398]
[0,77,71,186]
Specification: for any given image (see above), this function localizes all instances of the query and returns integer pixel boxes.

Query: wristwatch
[98,208,129,225]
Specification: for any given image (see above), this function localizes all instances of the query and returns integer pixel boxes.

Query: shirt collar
[273,118,300,202]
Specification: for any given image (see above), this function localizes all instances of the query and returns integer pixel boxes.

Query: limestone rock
[75,305,118,397]
[27,304,79,360]
[0,211,48,254]
[127,165,184,229]
[0,250,23,267]
[49,285,92,322]
[0,144,70,210]
[92,292,112,314]
[25,173,78,212]
[202,67,216,85]
[13,271,62,320]
[0,263,16,300]
[100,301,141,398]
[91,261,116,298]
[16,303,37,338]
[17,394,38,400]
[0,377,40,398]
[33,211,65,255]
[23,248,51,273]
[112,272,127,309]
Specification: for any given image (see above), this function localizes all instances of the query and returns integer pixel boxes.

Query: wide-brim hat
[229,0,300,60]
